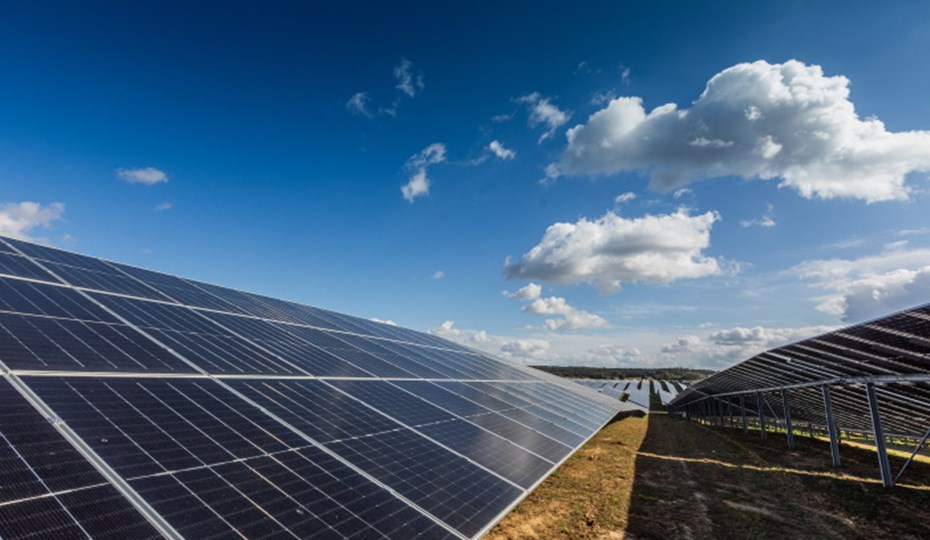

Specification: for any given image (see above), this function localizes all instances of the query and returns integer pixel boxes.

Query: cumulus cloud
[488,140,516,160]
[0,202,65,242]
[401,143,446,203]
[428,320,555,364]
[792,244,930,322]
[579,344,642,366]
[504,283,608,331]
[740,204,776,228]
[346,92,373,118]
[660,325,835,368]
[555,59,930,202]
[504,283,542,300]
[500,339,551,360]
[516,92,570,143]
[505,209,723,293]
[394,58,424,98]
[523,296,609,331]
[116,167,168,185]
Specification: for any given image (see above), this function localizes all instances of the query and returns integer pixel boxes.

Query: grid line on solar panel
[0,376,164,540]
[0,252,61,283]
[328,381,554,472]
[25,376,461,539]
[0,311,197,374]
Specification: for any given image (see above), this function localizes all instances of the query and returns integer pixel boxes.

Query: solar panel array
[0,236,631,539]
[571,379,683,411]
[669,302,930,439]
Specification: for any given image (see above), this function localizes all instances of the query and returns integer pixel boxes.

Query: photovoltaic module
[0,236,632,539]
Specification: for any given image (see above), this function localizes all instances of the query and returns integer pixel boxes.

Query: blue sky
[3,1,930,368]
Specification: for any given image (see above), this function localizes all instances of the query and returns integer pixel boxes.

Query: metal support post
[781,389,794,449]
[740,395,747,433]
[866,383,893,487]
[727,398,734,428]
[716,399,723,427]
[756,392,767,439]
[822,386,841,467]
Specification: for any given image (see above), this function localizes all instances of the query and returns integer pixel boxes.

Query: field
[487,412,930,539]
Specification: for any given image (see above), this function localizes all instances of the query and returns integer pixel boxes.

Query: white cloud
[620,65,631,86]
[154,202,173,211]
[524,296,610,331]
[394,58,424,98]
[505,208,723,293]
[557,59,930,202]
[401,170,429,202]
[488,140,516,160]
[116,167,168,185]
[504,283,608,331]
[614,192,637,204]
[791,244,930,322]
[432,270,445,280]
[370,318,398,326]
[579,344,642,366]
[660,335,702,354]
[516,92,570,143]
[500,339,551,360]
[896,227,930,237]
[346,92,374,118]
[673,188,693,199]
[0,202,65,242]
[659,325,836,368]
[740,204,776,228]
[401,143,446,203]
[590,90,617,106]
[504,283,542,300]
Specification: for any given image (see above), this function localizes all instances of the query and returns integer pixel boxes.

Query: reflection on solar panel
[0,236,632,539]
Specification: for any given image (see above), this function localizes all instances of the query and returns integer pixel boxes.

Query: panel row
[14,375,625,538]
[0,237,473,353]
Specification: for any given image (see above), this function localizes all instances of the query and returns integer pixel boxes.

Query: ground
[486,412,930,539]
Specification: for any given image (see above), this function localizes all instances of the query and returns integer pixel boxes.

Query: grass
[487,412,930,539]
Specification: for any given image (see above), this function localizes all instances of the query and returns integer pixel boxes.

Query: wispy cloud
[401,143,446,203]
[394,57,424,97]
[740,204,776,228]
[154,202,174,212]
[346,92,373,118]
[116,167,168,185]
[488,140,516,160]
[515,92,570,143]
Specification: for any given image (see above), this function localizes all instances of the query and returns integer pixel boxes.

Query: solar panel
[0,235,632,539]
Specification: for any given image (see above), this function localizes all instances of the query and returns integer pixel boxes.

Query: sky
[3,1,930,369]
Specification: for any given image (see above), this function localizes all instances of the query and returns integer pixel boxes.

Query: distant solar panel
[0,236,631,539]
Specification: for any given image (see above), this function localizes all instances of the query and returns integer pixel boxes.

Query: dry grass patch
[485,413,648,540]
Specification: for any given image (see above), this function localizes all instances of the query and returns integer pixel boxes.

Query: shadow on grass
[625,414,930,540]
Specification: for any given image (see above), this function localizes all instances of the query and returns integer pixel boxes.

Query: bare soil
[486,412,930,539]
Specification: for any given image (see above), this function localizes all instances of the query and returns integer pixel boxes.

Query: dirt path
[487,412,930,539]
